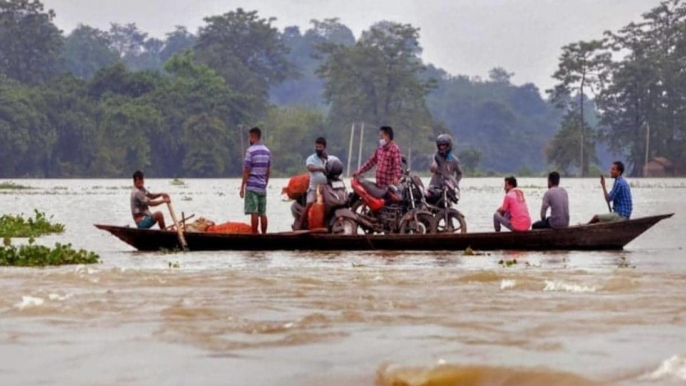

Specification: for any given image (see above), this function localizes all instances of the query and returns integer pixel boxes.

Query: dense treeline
[1,0,683,178]
[547,0,686,176]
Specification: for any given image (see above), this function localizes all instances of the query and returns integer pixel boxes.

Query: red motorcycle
[349,176,436,234]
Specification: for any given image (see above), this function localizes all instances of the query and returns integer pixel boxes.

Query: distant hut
[643,157,674,177]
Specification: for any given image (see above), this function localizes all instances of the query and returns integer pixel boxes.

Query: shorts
[136,215,155,229]
[245,190,267,216]
[595,213,628,223]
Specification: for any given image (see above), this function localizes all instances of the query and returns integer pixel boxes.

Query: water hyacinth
[0,210,65,238]
[0,240,99,267]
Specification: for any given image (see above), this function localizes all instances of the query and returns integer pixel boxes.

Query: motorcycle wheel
[435,209,467,234]
[331,217,358,235]
[351,200,376,234]
[399,212,437,234]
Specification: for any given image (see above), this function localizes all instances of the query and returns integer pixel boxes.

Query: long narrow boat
[94,213,673,252]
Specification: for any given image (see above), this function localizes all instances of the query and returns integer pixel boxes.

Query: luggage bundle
[281,173,309,200]
[182,217,251,234]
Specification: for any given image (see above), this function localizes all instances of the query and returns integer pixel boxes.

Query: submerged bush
[0,240,99,267]
[0,181,33,190]
[0,210,65,237]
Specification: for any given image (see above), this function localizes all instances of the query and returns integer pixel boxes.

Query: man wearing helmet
[294,137,329,230]
[429,134,463,189]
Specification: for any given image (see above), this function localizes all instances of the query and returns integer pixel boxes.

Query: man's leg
[258,193,268,234]
[494,212,513,232]
[251,214,259,234]
[260,216,268,234]
[152,212,166,229]
[245,191,260,234]
[296,190,316,230]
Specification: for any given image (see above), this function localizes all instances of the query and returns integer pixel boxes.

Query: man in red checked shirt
[353,126,402,188]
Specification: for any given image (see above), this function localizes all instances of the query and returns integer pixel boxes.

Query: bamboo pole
[167,202,188,251]
[357,122,365,170]
[346,123,355,177]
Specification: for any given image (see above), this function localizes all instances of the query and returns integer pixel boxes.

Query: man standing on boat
[353,126,402,188]
[532,171,569,229]
[294,137,329,230]
[130,170,170,229]
[494,176,531,232]
[588,161,632,223]
[240,127,271,234]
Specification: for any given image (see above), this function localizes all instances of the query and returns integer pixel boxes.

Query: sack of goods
[281,173,310,200]
[183,217,215,232]
[207,222,252,234]
[307,199,326,230]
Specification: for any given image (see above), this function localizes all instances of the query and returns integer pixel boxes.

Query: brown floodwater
[0,178,685,386]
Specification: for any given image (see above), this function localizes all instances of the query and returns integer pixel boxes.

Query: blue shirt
[306,153,327,190]
[608,176,632,218]
[244,142,271,194]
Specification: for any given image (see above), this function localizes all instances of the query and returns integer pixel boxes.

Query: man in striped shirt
[240,127,271,234]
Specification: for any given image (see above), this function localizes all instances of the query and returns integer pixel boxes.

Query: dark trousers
[532,218,551,230]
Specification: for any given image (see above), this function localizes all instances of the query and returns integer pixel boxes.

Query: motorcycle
[349,158,436,234]
[290,158,358,235]
[425,175,467,233]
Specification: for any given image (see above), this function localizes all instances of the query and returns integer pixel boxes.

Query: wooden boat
[94,213,673,252]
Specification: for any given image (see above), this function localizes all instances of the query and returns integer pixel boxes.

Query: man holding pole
[130,170,170,229]
[588,161,633,223]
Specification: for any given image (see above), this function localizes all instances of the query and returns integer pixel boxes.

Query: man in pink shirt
[494,176,531,232]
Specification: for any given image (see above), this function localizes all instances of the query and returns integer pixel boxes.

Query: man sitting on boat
[294,137,329,230]
[589,161,633,223]
[532,171,569,229]
[494,176,531,232]
[131,170,170,229]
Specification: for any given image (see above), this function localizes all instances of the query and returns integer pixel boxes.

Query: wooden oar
[164,214,195,230]
[600,175,612,213]
[167,202,188,251]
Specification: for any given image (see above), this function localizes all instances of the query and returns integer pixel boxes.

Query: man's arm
[392,145,402,182]
[453,159,463,183]
[498,195,509,215]
[355,151,377,176]
[240,167,250,198]
[540,192,550,221]
[266,167,271,186]
[306,156,325,172]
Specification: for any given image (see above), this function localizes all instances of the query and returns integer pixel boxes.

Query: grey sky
[43,0,659,90]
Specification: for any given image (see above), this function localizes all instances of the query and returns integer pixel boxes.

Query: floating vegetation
[0,181,33,190]
[463,246,486,256]
[0,239,99,267]
[499,258,518,267]
[170,178,186,186]
[0,210,65,238]
[617,255,636,269]
[168,261,181,269]
[181,196,192,201]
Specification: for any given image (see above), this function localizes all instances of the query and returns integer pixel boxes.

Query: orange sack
[281,173,310,200]
[307,202,326,230]
[207,222,252,234]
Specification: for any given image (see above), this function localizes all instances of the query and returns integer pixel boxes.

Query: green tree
[546,112,598,175]
[457,149,482,174]
[61,24,119,79]
[318,21,436,166]
[159,26,196,63]
[195,8,293,116]
[549,40,609,176]
[181,114,230,177]
[0,0,62,84]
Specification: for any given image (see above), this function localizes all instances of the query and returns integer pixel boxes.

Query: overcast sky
[43,0,659,90]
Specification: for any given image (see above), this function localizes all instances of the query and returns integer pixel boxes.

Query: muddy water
[0,178,684,386]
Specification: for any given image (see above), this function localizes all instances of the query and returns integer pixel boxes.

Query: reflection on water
[0,178,685,386]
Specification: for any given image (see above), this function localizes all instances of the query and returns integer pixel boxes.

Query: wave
[640,355,686,382]
[543,280,596,293]
[376,363,600,386]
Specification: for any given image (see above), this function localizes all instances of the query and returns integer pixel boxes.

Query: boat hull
[95,214,673,252]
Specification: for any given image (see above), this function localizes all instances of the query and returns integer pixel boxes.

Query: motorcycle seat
[358,178,388,199]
